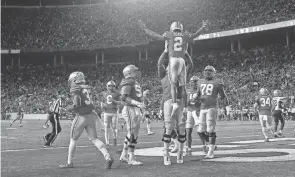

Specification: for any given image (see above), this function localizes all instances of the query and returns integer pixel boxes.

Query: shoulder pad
[120,78,135,87]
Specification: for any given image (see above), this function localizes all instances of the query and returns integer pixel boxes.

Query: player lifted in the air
[119,65,145,166]
[185,76,201,156]
[254,88,275,142]
[101,81,121,146]
[139,19,207,116]
[195,66,228,159]
[158,50,187,166]
[272,90,287,137]
[142,90,155,135]
[59,71,114,169]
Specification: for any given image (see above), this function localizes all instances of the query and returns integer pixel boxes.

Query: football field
[1,119,295,177]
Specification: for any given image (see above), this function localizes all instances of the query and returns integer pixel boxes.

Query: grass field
[1,118,295,177]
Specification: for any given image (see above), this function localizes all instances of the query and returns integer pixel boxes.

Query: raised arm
[188,20,208,40]
[138,20,165,41]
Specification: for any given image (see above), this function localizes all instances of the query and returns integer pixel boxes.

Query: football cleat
[147,131,155,135]
[184,148,192,156]
[105,156,114,169]
[59,162,74,168]
[176,152,184,163]
[205,151,214,159]
[128,159,143,166]
[19,124,23,127]
[120,154,129,163]
[163,151,171,166]
[44,145,50,148]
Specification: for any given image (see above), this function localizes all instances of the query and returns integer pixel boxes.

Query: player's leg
[278,113,285,136]
[110,113,118,146]
[19,113,24,127]
[46,113,59,146]
[175,101,186,163]
[170,127,179,153]
[273,112,279,137]
[184,111,194,156]
[146,115,155,135]
[259,115,269,141]
[205,108,218,159]
[266,115,275,137]
[50,115,62,145]
[103,113,112,146]
[197,109,209,154]
[162,99,174,165]
[10,114,20,127]
[85,113,113,169]
[168,57,181,116]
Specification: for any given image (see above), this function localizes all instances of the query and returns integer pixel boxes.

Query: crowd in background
[1,0,295,119]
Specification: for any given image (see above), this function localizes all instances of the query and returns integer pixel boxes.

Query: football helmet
[143,90,150,97]
[107,80,116,92]
[203,65,216,80]
[123,65,139,78]
[273,90,281,97]
[170,21,183,32]
[68,71,85,86]
[259,88,268,95]
[189,76,199,88]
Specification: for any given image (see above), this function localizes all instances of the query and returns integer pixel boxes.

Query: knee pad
[177,133,186,143]
[126,134,138,148]
[208,132,217,145]
[162,134,172,143]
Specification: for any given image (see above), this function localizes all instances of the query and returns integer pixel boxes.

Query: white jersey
[272,97,286,111]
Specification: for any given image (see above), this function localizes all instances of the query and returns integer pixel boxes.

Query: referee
[43,92,63,147]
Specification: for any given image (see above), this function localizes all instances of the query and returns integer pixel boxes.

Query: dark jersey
[102,91,120,113]
[70,84,94,115]
[255,95,272,115]
[197,78,225,109]
[187,87,201,112]
[164,31,191,58]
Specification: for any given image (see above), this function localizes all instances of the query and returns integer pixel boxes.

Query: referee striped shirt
[50,98,62,114]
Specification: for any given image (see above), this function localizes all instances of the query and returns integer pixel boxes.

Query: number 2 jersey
[70,84,94,115]
[163,31,191,58]
[120,78,143,106]
[102,91,120,114]
[197,78,226,109]
[255,95,272,115]
[272,96,286,113]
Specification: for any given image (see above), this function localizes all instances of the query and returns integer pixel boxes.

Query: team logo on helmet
[123,65,139,79]
[170,21,183,32]
[68,71,85,86]
[273,90,281,97]
[204,65,216,80]
[259,88,268,95]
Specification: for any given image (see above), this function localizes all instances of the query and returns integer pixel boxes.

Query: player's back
[120,78,142,103]
[103,91,119,113]
[198,78,223,109]
[70,84,94,115]
[256,95,272,115]
[165,31,189,58]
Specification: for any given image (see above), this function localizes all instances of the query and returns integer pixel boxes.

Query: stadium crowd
[1,0,295,118]
[2,0,295,51]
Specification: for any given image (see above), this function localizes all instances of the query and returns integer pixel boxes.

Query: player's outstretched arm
[185,52,194,78]
[138,20,165,40]
[188,20,208,40]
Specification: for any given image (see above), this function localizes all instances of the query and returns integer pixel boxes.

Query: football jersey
[255,95,272,115]
[120,78,143,105]
[197,78,225,109]
[70,84,94,115]
[272,97,286,111]
[161,75,182,103]
[102,91,120,113]
[164,31,190,58]
[187,87,201,112]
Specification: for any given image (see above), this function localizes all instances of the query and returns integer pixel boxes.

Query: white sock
[105,127,110,144]
[92,139,110,159]
[67,138,77,164]
[147,124,151,132]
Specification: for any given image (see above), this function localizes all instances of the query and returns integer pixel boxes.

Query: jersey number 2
[201,84,214,96]
[174,37,183,51]
[82,89,93,105]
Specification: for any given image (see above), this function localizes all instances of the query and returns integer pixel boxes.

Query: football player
[272,90,287,137]
[254,88,275,142]
[139,19,207,117]
[196,66,229,159]
[158,49,186,166]
[142,90,155,135]
[119,65,145,166]
[184,75,201,156]
[10,95,27,127]
[101,81,121,146]
[59,71,113,169]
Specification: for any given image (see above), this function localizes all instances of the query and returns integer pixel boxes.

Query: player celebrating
[101,81,121,146]
[139,19,207,117]
[119,65,145,166]
[196,66,228,159]
[142,90,155,135]
[272,90,287,137]
[59,71,113,169]
[254,88,275,142]
[185,76,201,156]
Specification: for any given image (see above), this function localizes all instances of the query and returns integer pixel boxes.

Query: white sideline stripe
[1,134,261,153]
